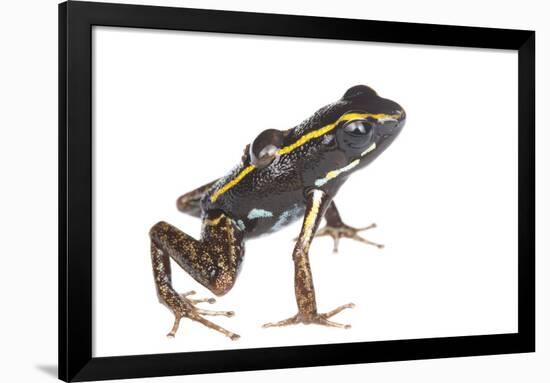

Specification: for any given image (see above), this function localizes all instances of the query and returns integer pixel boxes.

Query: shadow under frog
[149,85,406,340]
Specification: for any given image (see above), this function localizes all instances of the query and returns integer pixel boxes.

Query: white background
[0,0,548,382]
[93,27,518,357]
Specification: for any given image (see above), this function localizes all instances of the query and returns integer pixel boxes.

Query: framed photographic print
[59,1,535,381]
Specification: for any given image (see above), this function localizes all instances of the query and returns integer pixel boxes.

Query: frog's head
[247,85,405,193]
[332,85,405,170]
[295,84,406,192]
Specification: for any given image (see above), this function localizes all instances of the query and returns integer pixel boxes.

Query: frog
[149,85,406,340]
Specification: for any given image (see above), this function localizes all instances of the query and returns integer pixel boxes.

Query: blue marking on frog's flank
[247,208,273,220]
[270,204,303,232]
[236,219,246,231]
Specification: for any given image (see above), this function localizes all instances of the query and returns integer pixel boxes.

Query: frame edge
[58,2,68,381]
[59,1,536,381]
[517,30,535,352]
[60,1,95,381]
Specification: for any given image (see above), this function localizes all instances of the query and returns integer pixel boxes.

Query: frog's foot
[166,290,238,340]
[315,223,383,253]
[262,303,355,329]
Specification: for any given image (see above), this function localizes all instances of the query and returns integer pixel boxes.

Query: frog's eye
[250,129,284,168]
[343,120,374,136]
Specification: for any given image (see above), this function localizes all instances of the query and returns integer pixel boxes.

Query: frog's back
[201,148,308,238]
[201,99,350,238]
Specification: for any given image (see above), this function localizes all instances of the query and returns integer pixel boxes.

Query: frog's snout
[394,109,406,132]
[378,109,406,138]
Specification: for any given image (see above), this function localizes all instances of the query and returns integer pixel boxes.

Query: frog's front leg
[315,200,383,252]
[149,210,244,340]
[263,189,355,329]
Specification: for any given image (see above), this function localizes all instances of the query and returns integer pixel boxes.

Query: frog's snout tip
[397,109,406,122]
[395,111,406,133]
[378,112,405,137]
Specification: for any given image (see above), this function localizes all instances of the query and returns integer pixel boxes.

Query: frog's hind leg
[176,179,218,217]
[315,201,383,253]
[149,210,244,340]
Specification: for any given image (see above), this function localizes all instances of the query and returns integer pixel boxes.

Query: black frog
[149,85,406,339]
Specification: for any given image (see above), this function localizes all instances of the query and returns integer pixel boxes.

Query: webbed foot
[166,290,238,340]
[315,223,383,252]
[262,303,355,329]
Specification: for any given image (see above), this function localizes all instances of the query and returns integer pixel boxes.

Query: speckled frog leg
[263,189,355,329]
[176,179,218,217]
[149,210,244,340]
[315,201,383,252]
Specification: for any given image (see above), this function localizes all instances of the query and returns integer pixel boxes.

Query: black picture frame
[59,1,535,381]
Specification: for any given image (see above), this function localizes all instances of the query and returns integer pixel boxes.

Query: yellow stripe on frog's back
[209,112,397,202]
[210,164,256,203]
[275,112,385,156]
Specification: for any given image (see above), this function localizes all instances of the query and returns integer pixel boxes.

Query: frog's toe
[166,315,182,338]
[322,302,355,319]
[349,232,384,249]
[315,223,383,252]
[179,291,217,304]
[262,314,299,328]
[196,308,235,317]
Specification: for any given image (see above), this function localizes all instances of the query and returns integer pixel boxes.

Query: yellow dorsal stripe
[276,112,382,156]
[210,164,255,202]
[210,112,399,202]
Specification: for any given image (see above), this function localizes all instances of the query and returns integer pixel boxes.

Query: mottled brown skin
[150,211,243,339]
[149,85,406,339]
